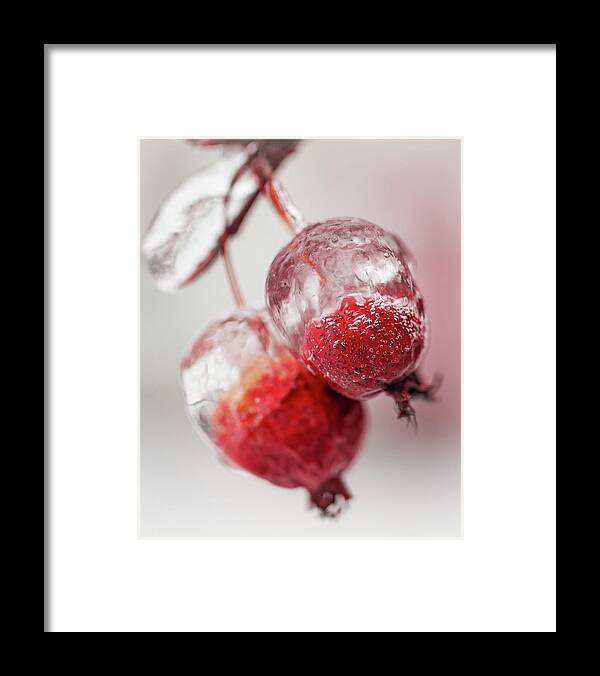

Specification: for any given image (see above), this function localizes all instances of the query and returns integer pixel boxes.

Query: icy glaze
[266,218,428,399]
[143,141,300,292]
[142,148,259,291]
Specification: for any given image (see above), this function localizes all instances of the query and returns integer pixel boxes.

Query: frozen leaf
[143,141,300,292]
[142,148,260,291]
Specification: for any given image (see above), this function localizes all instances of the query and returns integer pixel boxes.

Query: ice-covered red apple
[266,217,437,421]
[180,309,365,515]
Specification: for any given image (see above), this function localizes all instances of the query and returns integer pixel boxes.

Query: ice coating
[180,309,365,513]
[180,309,271,439]
[266,218,428,399]
[143,141,301,293]
[142,148,260,292]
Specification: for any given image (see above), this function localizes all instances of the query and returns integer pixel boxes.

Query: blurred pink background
[140,139,461,537]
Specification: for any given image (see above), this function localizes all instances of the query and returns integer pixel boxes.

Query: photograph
[139,138,462,537]
[47,44,556,632]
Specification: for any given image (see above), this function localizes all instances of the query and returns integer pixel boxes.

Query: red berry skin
[302,295,426,399]
[266,218,428,400]
[212,349,363,494]
[180,310,365,514]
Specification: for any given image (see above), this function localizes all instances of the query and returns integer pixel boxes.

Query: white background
[140,138,461,538]
[49,46,556,631]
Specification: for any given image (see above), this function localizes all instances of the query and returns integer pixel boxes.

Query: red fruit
[181,310,365,515]
[301,295,426,400]
[266,218,439,421]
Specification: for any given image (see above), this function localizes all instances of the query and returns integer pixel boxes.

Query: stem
[264,178,307,234]
[249,154,307,234]
[220,239,244,308]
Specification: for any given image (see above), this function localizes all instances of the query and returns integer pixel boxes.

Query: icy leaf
[142,148,260,291]
[143,141,301,292]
